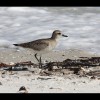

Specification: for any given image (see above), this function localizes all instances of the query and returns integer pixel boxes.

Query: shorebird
[13,30,68,68]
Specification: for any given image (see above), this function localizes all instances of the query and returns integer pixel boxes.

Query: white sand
[0,49,100,93]
[0,71,100,93]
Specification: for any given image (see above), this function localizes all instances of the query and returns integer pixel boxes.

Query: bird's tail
[13,44,19,46]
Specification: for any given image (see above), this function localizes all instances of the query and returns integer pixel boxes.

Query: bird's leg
[39,56,42,68]
[34,53,40,63]
[34,53,42,68]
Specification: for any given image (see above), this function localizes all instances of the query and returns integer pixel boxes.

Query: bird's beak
[62,34,68,37]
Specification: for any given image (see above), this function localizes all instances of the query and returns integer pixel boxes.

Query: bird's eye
[58,33,61,35]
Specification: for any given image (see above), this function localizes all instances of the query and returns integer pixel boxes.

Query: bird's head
[51,30,68,40]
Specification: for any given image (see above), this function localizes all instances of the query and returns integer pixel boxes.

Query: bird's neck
[51,36,60,42]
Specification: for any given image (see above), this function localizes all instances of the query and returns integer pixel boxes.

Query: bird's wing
[31,40,49,51]
[14,39,49,51]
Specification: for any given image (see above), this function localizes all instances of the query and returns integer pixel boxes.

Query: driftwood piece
[43,57,99,69]
[86,70,100,77]
[0,63,12,67]
[0,61,38,71]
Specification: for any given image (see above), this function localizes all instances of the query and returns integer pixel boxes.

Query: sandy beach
[1,7,100,93]
[0,48,100,93]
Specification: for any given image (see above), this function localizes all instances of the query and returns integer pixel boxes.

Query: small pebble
[90,76,96,79]
[18,86,28,93]
[0,82,2,85]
